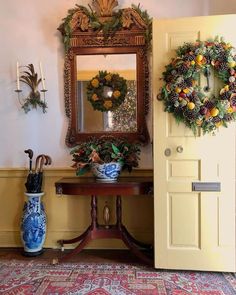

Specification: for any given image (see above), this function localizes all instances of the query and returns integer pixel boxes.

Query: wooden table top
[55,176,153,196]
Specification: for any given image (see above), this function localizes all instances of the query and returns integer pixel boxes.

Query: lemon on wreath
[183,88,190,94]
[196,54,203,63]
[229,61,236,68]
[92,94,99,101]
[105,74,112,81]
[227,107,234,113]
[187,102,195,110]
[91,78,99,88]
[215,121,223,128]
[210,108,219,117]
[103,100,113,109]
[113,90,121,98]
[224,85,230,91]
[175,87,182,93]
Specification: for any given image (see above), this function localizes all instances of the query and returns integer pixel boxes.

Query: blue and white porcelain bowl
[91,162,122,182]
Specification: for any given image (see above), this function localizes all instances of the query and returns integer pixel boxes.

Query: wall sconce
[15,62,48,113]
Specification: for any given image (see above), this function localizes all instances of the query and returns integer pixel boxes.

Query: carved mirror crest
[58,0,152,146]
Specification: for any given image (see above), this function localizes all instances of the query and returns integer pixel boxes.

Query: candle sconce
[15,63,47,113]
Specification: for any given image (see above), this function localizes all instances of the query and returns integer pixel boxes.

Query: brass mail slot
[192,182,221,192]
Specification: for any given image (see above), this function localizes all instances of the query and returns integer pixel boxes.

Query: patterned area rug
[0,260,235,295]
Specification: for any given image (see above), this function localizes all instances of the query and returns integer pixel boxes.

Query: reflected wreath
[158,37,236,134]
[87,71,127,112]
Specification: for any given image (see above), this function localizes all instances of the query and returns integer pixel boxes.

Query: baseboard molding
[0,230,153,249]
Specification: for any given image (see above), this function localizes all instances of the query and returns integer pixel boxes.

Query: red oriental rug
[0,260,235,295]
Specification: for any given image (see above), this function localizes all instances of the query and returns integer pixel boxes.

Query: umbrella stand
[21,151,52,256]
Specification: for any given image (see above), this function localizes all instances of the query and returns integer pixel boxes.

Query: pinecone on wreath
[183,54,195,62]
[220,91,231,100]
[184,109,198,121]
[204,53,212,65]
[191,97,201,106]
[185,77,193,87]
[177,81,187,89]
[177,64,189,75]
[217,51,228,62]
[230,97,236,107]
[214,44,225,54]
[229,82,236,91]
[218,62,229,72]
[224,114,233,121]
[204,100,215,110]
[169,92,179,102]
[174,106,184,116]
[212,116,221,124]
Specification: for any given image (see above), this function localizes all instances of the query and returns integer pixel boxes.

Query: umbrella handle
[25,149,34,171]
[45,155,52,166]
[35,155,46,173]
[39,156,46,173]
[35,154,52,172]
[36,154,52,165]
[24,149,34,159]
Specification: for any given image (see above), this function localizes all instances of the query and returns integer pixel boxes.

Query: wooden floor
[0,248,146,265]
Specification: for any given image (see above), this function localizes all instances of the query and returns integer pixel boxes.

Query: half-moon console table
[54,176,153,265]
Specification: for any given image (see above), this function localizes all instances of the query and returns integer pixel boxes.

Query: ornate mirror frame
[58,0,151,147]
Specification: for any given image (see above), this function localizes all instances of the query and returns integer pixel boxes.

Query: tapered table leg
[122,226,153,250]
[115,195,153,265]
[121,228,153,266]
[58,227,91,247]
[55,195,98,263]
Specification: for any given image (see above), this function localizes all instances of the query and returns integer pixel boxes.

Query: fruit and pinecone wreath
[158,36,236,134]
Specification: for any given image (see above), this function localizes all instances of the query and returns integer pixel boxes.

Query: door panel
[168,117,196,137]
[153,15,236,271]
[169,193,200,248]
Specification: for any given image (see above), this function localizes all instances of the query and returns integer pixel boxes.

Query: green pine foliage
[58,3,152,51]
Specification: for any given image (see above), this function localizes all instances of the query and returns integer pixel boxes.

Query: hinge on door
[192,182,221,192]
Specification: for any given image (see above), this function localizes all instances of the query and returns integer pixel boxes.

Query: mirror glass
[76,54,137,133]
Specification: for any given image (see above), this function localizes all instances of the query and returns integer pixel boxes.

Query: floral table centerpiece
[70,136,141,181]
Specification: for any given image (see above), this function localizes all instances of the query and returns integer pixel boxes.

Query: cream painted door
[153,15,236,272]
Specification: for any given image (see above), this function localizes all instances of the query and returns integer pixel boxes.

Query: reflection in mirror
[76,54,137,133]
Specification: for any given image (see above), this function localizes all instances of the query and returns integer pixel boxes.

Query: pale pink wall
[208,0,236,15]
[0,0,235,168]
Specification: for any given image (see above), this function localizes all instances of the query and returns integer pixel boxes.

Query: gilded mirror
[58,0,151,146]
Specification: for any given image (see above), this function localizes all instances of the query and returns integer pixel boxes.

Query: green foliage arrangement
[158,37,236,134]
[87,71,127,112]
[58,3,152,51]
[131,4,152,49]
[70,136,141,176]
[20,64,47,113]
